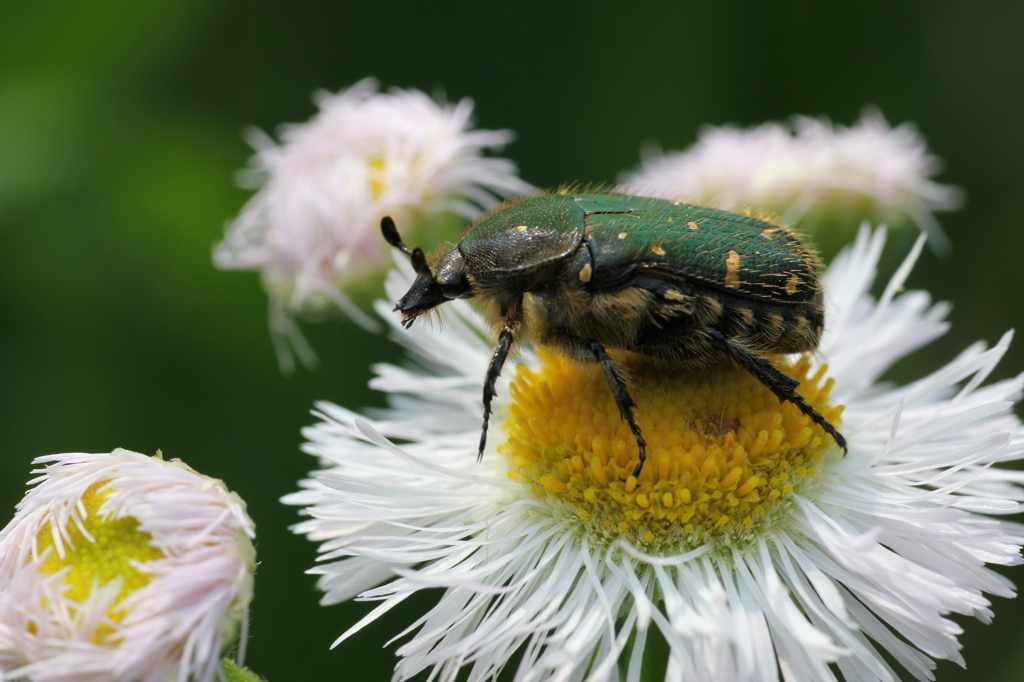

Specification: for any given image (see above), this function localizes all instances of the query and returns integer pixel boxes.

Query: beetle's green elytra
[382,191,846,479]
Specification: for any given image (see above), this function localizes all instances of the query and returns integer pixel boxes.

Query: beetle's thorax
[458,195,586,275]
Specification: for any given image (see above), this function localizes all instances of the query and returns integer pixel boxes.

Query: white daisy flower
[621,111,963,253]
[286,229,1024,681]
[0,449,257,682]
[215,77,533,371]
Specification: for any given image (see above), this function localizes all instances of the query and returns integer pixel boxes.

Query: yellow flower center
[36,482,165,637]
[501,349,843,553]
[368,156,387,200]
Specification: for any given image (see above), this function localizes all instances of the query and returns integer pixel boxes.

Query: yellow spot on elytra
[725,250,741,289]
[578,262,593,283]
[618,232,628,240]
[36,482,165,642]
[516,225,529,232]
[651,245,667,256]
[687,221,699,230]
[502,349,842,551]
[760,228,776,239]
[786,274,800,296]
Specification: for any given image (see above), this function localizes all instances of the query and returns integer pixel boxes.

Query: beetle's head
[381,216,472,328]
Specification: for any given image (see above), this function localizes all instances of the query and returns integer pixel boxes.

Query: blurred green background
[2,1,1023,680]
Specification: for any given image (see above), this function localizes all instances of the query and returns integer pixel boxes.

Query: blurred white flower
[286,230,1024,681]
[215,78,533,371]
[621,110,963,252]
[0,449,256,682]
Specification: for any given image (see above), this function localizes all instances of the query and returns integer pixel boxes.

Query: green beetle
[382,191,846,479]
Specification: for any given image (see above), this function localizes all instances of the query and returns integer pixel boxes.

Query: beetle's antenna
[381,216,433,278]
[409,248,433,278]
[381,216,412,254]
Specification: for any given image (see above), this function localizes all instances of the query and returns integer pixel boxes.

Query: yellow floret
[501,349,842,551]
[36,482,165,639]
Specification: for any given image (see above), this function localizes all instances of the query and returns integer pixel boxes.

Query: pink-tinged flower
[215,78,532,371]
[0,450,256,682]
[621,110,962,252]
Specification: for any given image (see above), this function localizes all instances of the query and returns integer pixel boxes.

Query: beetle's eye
[438,272,466,299]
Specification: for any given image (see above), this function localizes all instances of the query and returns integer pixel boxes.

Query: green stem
[220,657,267,682]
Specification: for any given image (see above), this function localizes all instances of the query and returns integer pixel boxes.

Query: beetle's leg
[478,325,514,461]
[704,329,847,454]
[586,339,648,480]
